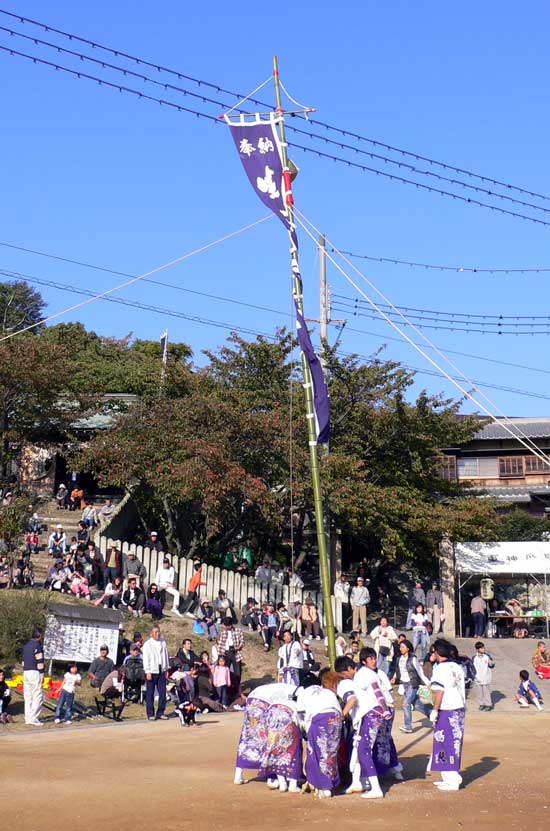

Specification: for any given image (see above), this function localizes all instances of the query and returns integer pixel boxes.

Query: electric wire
[337,249,550,275]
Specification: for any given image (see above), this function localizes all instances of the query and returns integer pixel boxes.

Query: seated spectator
[240,597,260,630]
[301,596,321,639]
[120,577,145,617]
[236,559,249,577]
[95,575,123,609]
[276,602,293,637]
[74,546,94,581]
[176,638,200,671]
[76,521,90,547]
[25,530,40,555]
[195,663,224,713]
[0,667,12,723]
[88,645,115,689]
[123,551,147,588]
[196,600,217,640]
[302,638,320,673]
[213,589,235,623]
[81,502,98,530]
[147,531,164,552]
[155,557,183,617]
[145,583,164,620]
[70,570,91,600]
[28,511,40,534]
[45,559,69,593]
[98,498,114,526]
[259,603,278,652]
[176,697,201,727]
[532,641,550,680]
[100,668,125,700]
[255,557,273,587]
[56,483,69,509]
[13,554,34,588]
[69,485,85,511]
[122,643,145,702]
[48,525,66,557]
[0,554,11,589]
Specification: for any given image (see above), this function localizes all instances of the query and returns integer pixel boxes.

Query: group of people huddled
[234,638,467,798]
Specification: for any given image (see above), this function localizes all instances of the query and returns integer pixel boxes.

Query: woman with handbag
[369,616,398,675]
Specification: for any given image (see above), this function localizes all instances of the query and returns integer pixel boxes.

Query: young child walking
[516,670,544,710]
[55,662,82,724]
[212,655,232,707]
[472,641,495,711]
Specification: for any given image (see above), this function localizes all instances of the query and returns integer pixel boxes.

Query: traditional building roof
[474,418,550,441]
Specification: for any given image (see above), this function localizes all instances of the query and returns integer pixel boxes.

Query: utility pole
[272,56,336,669]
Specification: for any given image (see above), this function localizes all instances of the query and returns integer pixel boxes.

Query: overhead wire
[2,267,550,401]
[0,215,272,342]
[337,249,550,275]
[294,207,550,467]
[2,7,548,208]
[4,239,550,373]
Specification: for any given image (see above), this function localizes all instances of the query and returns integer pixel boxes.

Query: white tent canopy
[456,541,550,575]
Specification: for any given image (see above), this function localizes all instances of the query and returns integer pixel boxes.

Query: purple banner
[295,302,330,444]
[224,114,291,230]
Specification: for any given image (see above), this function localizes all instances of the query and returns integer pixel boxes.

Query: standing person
[277,630,304,685]
[428,638,467,791]
[103,546,122,584]
[531,641,550,680]
[22,626,45,726]
[155,557,183,617]
[369,616,398,675]
[360,648,404,782]
[212,655,232,707]
[406,580,426,630]
[260,694,303,793]
[54,662,81,724]
[217,618,245,688]
[392,638,431,733]
[426,581,444,635]
[334,573,351,632]
[411,603,430,662]
[472,641,495,711]
[180,562,205,617]
[470,593,487,638]
[350,577,370,638]
[297,671,343,799]
[142,624,170,721]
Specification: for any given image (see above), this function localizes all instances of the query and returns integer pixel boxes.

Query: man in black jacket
[120,577,145,617]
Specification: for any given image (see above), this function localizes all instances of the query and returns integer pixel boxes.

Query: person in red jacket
[181,563,207,617]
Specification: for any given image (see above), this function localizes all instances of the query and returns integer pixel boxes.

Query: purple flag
[295,302,330,444]
[224,113,292,230]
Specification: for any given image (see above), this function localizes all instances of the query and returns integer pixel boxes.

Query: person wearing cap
[350,577,370,637]
[88,646,115,689]
[142,625,170,720]
[155,558,183,617]
[147,531,163,552]
[48,525,66,557]
[302,639,320,674]
[122,550,147,588]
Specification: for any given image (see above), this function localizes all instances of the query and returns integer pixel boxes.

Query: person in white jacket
[142,625,170,720]
[472,641,495,711]
[277,631,303,685]
[155,558,182,616]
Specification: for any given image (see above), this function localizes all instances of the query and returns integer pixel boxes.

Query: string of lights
[2,7,548,208]
[4,240,550,376]
[333,249,550,275]
[331,303,550,334]
[2,267,549,401]
[333,293,550,321]
[3,23,549,221]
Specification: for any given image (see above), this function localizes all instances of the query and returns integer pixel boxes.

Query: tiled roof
[474,418,550,441]
[470,484,550,502]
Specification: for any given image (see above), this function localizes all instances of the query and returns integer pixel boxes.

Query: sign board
[455,541,550,575]
[44,604,121,664]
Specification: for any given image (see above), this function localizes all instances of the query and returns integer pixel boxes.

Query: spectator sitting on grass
[70,569,91,600]
[214,589,235,623]
[45,559,69,593]
[13,554,34,588]
[260,603,279,652]
[145,583,164,620]
[120,577,145,617]
[196,599,217,640]
[25,530,40,555]
[176,638,200,671]
[0,668,12,723]
[0,555,10,589]
[240,598,260,630]
[100,668,125,700]
[88,645,115,689]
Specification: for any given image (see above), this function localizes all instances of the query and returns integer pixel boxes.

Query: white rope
[293,209,550,470]
[279,80,313,119]
[222,76,272,117]
[0,216,273,343]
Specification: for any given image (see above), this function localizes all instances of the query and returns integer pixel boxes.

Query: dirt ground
[1,710,549,831]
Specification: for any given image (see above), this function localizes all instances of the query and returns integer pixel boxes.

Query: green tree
[0,281,44,335]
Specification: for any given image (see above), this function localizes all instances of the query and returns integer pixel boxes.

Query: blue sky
[1,1,550,415]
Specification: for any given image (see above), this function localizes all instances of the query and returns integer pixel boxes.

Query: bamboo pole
[272,55,336,669]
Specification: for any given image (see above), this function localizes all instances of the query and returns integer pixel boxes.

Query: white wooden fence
[98,536,343,631]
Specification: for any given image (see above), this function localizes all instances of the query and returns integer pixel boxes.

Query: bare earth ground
[1,709,549,831]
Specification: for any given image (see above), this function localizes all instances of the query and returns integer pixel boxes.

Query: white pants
[24,670,43,724]
[163,586,180,609]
